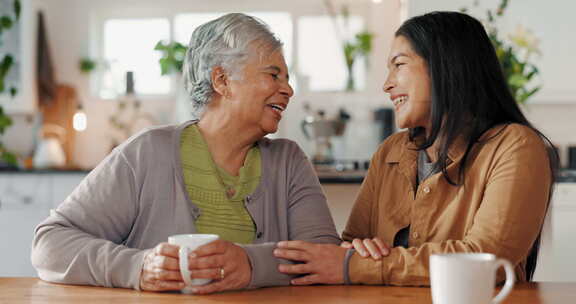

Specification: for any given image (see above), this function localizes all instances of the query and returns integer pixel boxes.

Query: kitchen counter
[1,168,574,183]
[558,169,576,183]
[317,168,576,184]
[317,170,365,184]
[319,176,364,183]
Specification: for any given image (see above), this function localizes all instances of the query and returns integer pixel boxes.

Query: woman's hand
[340,237,390,260]
[140,243,186,292]
[186,240,252,294]
[139,241,251,293]
[274,241,348,285]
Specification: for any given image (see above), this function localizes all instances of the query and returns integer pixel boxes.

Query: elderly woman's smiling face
[227,46,294,135]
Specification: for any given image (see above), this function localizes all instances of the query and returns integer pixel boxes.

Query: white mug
[168,234,219,293]
[430,253,515,304]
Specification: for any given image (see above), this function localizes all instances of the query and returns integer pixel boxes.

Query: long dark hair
[396,11,558,281]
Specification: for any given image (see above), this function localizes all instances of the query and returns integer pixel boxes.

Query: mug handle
[179,246,194,287]
[492,258,516,304]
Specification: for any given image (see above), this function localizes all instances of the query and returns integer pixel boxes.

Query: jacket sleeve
[31,148,148,290]
[240,143,340,289]
[347,132,552,286]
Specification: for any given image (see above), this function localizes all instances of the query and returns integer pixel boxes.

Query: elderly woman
[31,13,339,294]
[274,11,556,286]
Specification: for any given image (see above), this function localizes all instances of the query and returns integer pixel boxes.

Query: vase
[345,61,355,92]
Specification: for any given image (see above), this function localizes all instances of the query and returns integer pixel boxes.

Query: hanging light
[73,104,87,132]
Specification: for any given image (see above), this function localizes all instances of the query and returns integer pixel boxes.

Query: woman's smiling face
[383,35,432,130]
[227,46,294,135]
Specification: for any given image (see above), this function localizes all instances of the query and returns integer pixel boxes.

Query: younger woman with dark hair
[274,11,557,286]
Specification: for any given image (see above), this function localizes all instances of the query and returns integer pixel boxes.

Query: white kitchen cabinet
[322,183,362,235]
[0,174,52,212]
[534,183,576,282]
[0,172,85,276]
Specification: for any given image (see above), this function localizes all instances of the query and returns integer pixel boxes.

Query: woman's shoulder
[113,123,186,160]
[125,123,179,145]
[481,123,546,148]
[478,123,551,165]
[258,137,311,169]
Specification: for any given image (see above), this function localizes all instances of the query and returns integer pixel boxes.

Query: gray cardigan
[31,121,340,290]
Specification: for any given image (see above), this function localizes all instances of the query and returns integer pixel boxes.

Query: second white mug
[429,253,515,304]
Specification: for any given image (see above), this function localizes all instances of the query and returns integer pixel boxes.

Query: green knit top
[180,124,259,244]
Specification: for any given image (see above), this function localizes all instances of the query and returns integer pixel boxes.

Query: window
[298,15,366,92]
[96,10,370,97]
[250,12,293,68]
[174,12,293,67]
[99,18,170,98]
[174,13,222,44]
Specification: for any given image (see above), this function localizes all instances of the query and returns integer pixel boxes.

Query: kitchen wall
[524,104,576,166]
[2,0,575,169]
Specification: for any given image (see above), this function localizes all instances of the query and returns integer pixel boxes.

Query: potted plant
[0,0,20,165]
[154,41,187,75]
[343,30,372,92]
[462,0,541,104]
[154,40,195,122]
[324,0,373,92]
[78,57,97,74]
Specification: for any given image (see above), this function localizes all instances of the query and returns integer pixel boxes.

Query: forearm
[240,231,341,288]
[347,240,470,285]
[238,242,292,289]
[347,234,537,286]
[32,221,148,289]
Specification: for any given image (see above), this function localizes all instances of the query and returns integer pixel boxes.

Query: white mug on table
[168,234,219,293]
[430,253,515,304]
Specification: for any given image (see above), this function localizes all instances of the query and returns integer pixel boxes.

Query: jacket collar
[386,125,507,178]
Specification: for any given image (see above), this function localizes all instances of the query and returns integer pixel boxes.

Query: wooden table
[1,278,575,303]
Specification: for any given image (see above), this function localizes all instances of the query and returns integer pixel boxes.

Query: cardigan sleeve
[240,142,340,289]
[31,148,148,290]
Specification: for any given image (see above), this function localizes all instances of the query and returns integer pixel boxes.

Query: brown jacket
[343,124,551,286]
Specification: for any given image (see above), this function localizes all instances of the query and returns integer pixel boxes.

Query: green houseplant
[154,41,195,122]
[0,0,20,165]
[78,57,97,74]
[324,0,373,92]
[154,41,187,75]
[462,0,541,104]
[343,30,372,92]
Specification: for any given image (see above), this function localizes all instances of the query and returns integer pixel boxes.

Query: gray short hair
[183,13,283,114]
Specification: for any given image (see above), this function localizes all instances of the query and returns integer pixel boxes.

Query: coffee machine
[301,109,349,164]
[373,108,395,142]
